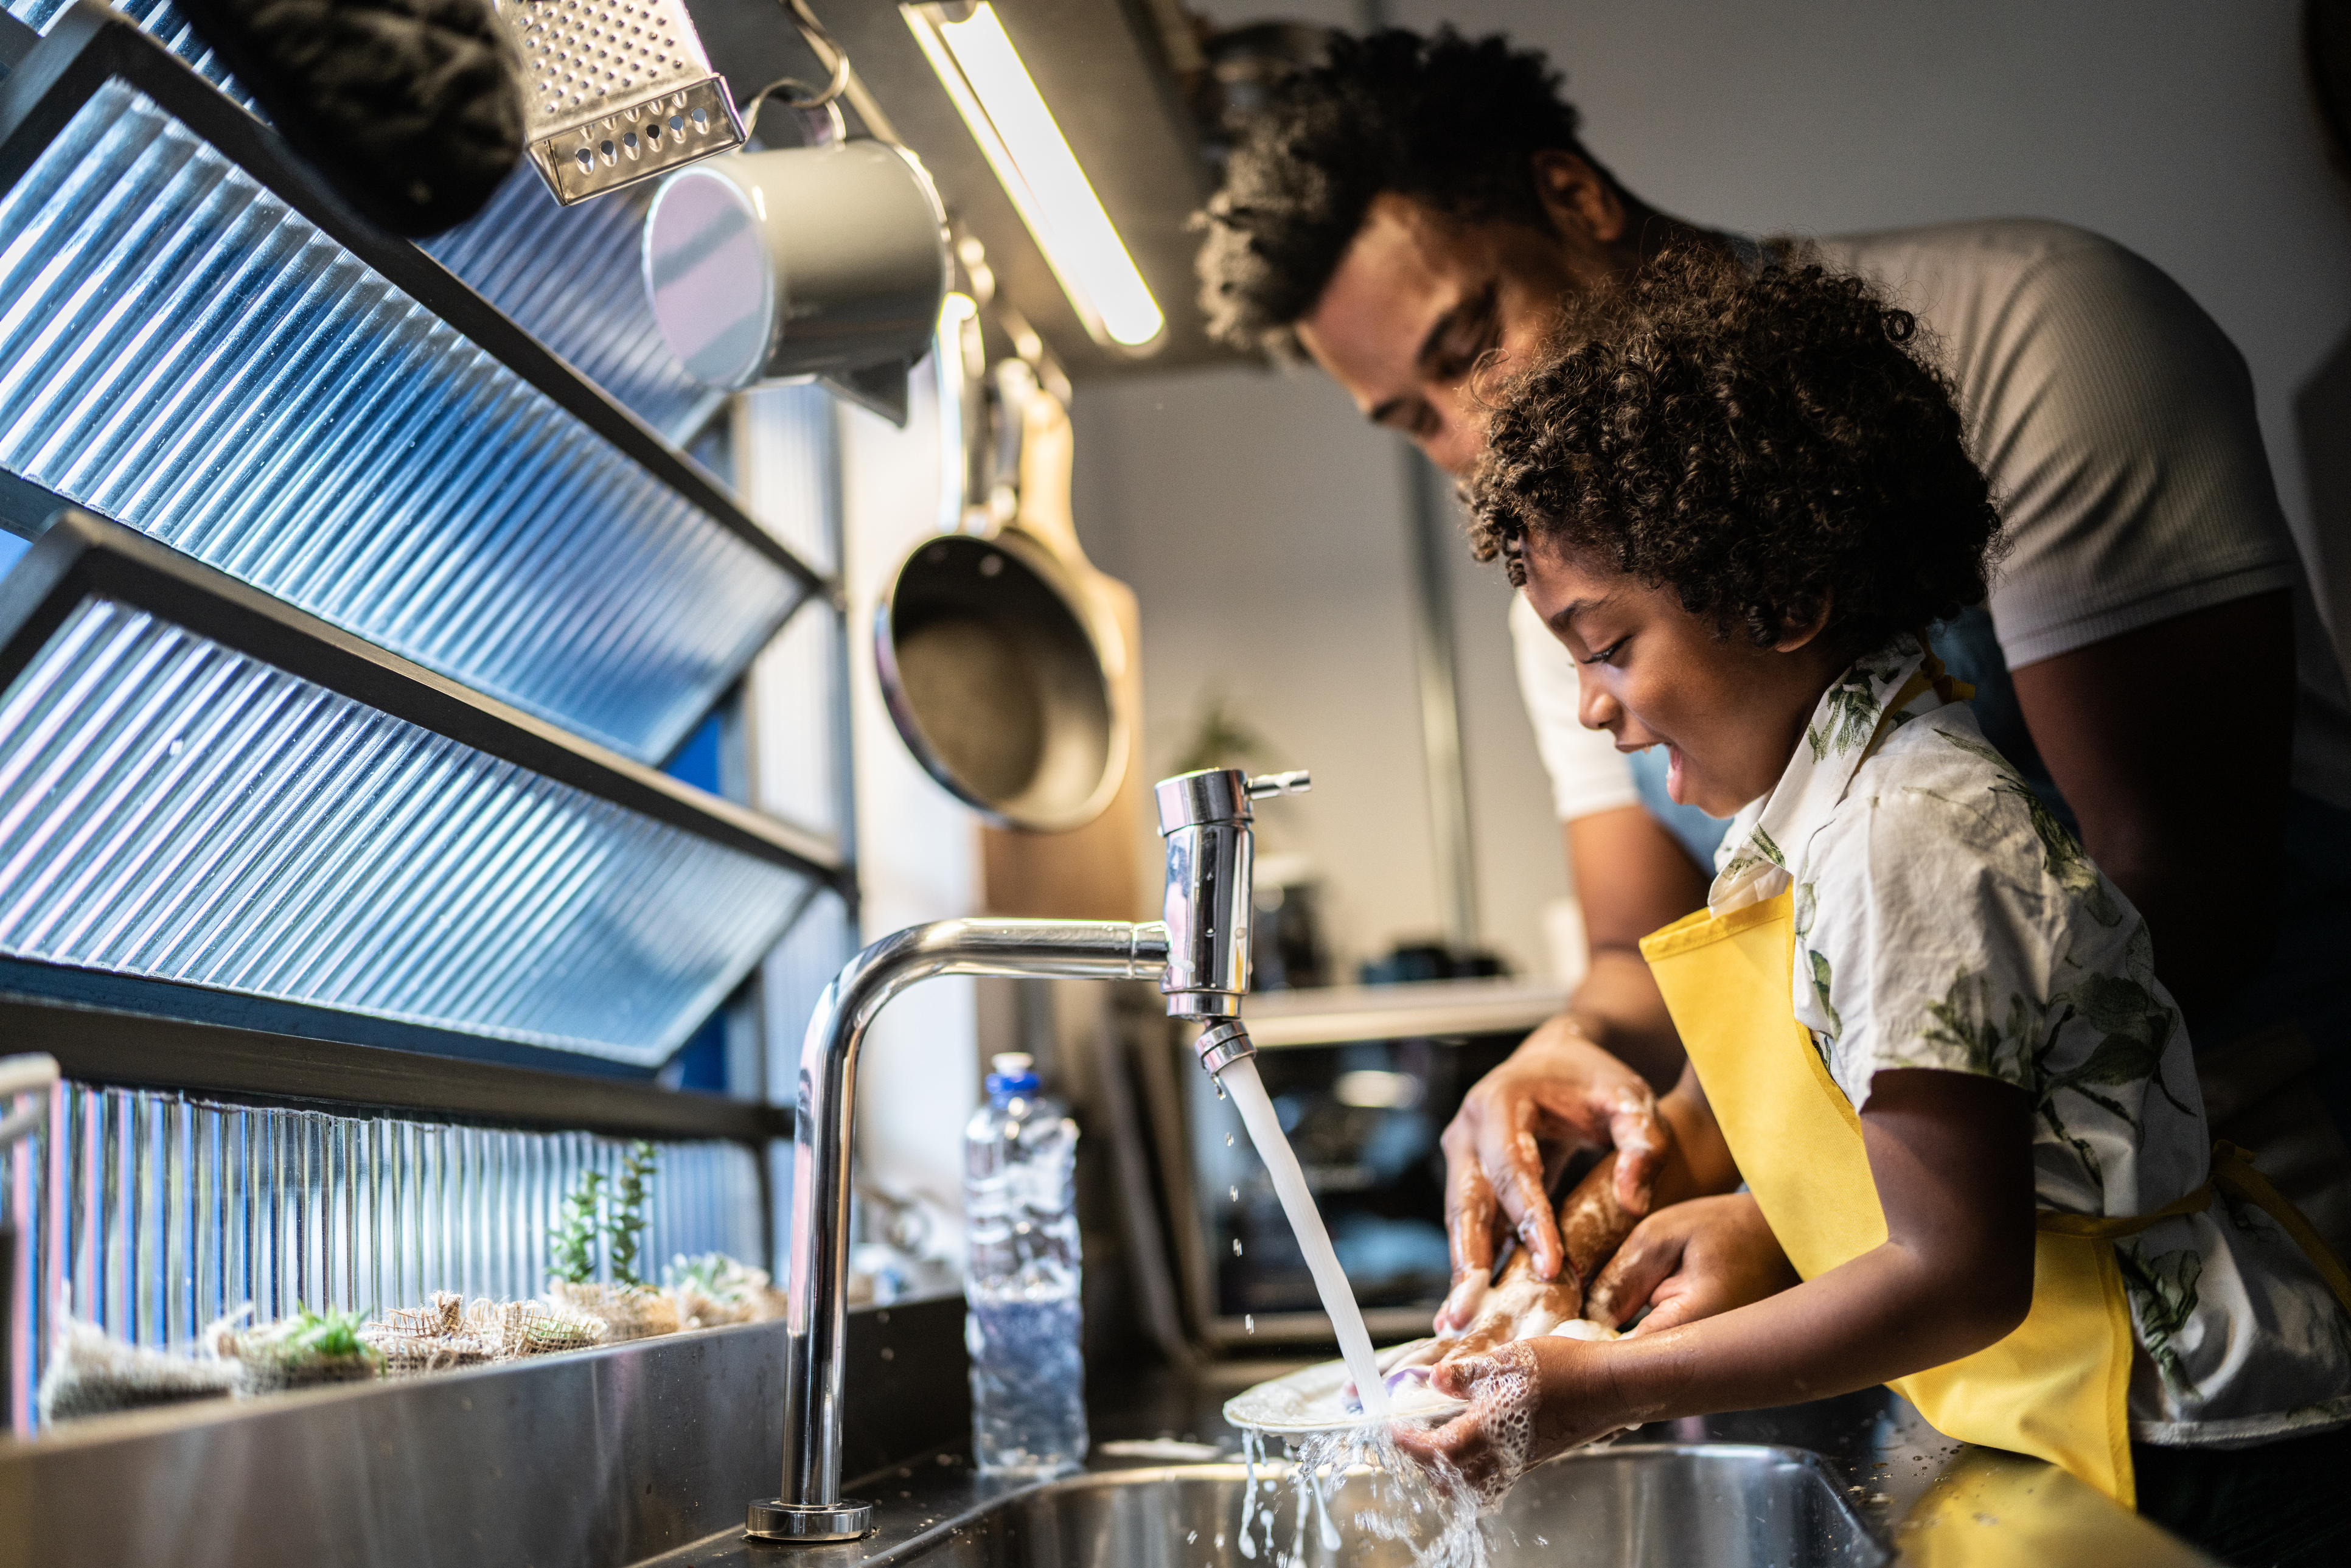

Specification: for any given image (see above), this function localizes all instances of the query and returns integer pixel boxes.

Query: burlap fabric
[543,1280,681,1342]
[362,1291,607,1371]
[37,1314,238,1423]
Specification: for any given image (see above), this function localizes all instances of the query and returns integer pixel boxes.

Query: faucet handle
[1245,770,1311,800]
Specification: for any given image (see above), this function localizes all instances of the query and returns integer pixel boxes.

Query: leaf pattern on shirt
[1920,966,2041,1092]
[1794,880,1817,939]
[1808,950,1842,1037]
[1922,966,2120,1186]
[1807,665,1893,760]
[2050,972,2193,1125]
[2120,1242,2204,1400]
[1719,824,1787,885]
[1937,730,2121,926]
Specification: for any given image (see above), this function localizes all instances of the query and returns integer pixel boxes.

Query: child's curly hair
[1465,249,2002,655]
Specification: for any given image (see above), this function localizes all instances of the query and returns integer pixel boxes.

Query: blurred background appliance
[1114,978,1567,1356]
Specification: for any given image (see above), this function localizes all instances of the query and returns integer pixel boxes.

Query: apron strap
[2035,1143,2351,1314]
[1859,632,1979,758]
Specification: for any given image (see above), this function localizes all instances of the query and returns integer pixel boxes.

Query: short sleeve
[1795,740,2061,1109]
[1933,231,2297,667]
[1510,591,1639,821]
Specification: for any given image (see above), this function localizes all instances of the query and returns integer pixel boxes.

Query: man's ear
[1771,593,1834,653]
[1531,150,1628,246]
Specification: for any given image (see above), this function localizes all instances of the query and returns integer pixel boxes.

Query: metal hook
[775,0,852,109]
[737,78,849,146]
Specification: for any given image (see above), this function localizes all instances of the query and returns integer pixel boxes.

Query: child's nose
[1576,674,1621,733]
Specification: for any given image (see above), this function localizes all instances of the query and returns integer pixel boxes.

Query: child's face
[1522,539,1842,818]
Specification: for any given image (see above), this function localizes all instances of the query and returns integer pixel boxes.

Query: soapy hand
[1391,1336,1641,1506]
[1362,1148,1642,1415]
[1437,1146,1646,1339]
[1438,1017,1668,1331]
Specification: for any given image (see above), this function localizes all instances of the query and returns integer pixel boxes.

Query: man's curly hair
[1466,251,2002,657]
[1196,28,1592,358]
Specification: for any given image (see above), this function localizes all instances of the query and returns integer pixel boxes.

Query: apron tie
[2037,1143,2351,1314]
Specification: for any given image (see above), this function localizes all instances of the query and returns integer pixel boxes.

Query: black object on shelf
[167,0,523,235]
[1357,943,1508,986]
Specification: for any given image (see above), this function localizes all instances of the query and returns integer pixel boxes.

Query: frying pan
[874,363,1135,834]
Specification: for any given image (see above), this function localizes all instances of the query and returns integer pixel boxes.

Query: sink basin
[894,1444,1886,1567]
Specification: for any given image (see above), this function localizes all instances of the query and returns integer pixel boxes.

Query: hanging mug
[641,105,951,388]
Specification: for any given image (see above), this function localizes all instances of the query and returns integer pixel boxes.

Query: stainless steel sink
[878,1445,1885,1567]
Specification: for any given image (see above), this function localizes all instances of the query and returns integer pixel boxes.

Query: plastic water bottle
[963,1051,1087,1473]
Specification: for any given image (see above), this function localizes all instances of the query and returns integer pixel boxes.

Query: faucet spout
[749,918,1168,1544]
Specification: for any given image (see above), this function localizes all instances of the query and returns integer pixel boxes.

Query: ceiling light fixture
[902,2,1165,350]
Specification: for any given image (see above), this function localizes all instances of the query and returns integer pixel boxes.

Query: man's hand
[1585,1193,1797,1334]
[1438,1017,1667,1330]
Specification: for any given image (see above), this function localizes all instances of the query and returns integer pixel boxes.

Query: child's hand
[1586,1192,1797,1334]
[1390,1336,1641,1505]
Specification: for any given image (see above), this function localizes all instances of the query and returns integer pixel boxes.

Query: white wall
[838,367,984,1260]
[1073,0,2351,981]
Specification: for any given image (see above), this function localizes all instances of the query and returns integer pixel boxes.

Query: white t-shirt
[1710,634,2351,1444]
[1514,218,2351,821]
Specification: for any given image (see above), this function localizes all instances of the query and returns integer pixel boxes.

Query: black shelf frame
[0,1,835,607]
[1,992,789,1141]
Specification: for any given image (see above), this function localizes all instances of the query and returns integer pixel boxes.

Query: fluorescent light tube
[904,3,1165,349]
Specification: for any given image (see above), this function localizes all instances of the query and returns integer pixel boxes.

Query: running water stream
[1218,1056,1391,1419]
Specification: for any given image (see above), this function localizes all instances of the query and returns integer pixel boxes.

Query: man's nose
[1417,406,1484,477]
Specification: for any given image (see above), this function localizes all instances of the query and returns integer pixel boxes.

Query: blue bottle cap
[985,1052,1041,1102]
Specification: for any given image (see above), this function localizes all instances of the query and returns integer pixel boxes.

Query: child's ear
[1771,593,1835,654]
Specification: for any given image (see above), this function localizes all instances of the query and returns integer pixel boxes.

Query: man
[1195,27,2351,1333]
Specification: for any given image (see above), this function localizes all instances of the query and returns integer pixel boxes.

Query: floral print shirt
[1708,633,2351,1445]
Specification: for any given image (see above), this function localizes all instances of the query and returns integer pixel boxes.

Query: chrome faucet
[748,768,1308,1542]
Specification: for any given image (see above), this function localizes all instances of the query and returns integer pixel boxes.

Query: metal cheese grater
[492,0,748,204]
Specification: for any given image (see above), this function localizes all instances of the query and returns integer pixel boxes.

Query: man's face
[1294,192,1600,476]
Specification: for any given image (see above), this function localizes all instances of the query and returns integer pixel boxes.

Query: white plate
[1222,1344,1466,1436]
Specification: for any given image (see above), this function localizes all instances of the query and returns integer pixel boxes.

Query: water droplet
[1228,1185,1239,1202]
[1215,1081,1226,1099]
[1232,1238,1244,1256]
[1244,1314,1255,1334]
[1186,1531,1197,1544]
[1225,1134,1235,1146]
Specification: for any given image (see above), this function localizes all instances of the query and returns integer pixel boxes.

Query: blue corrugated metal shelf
[0,4,832,767]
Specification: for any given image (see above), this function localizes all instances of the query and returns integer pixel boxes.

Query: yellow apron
[1637,663,2351,1510]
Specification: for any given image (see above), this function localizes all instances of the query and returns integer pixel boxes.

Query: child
[1401,253,2351,1565]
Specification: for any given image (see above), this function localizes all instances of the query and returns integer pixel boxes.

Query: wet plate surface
[1222,1345,1466,1435]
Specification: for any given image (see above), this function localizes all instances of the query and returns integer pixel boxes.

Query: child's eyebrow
[1545,596,1610,635]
